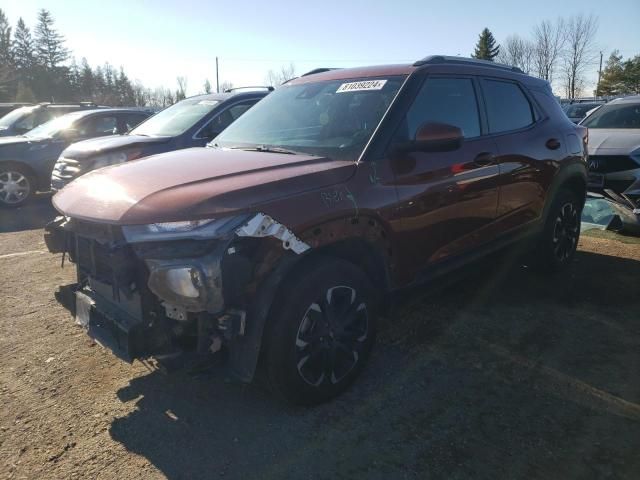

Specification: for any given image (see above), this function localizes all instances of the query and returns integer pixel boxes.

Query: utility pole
[596,51,603,98]
[216,57,220,93]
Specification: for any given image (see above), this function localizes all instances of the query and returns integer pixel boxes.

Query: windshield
[0,106,37,129]
[581,103,640,129]
[566,103,601,117]
[213,76,405,161]
[130,98,220,136]
[24,112,85,138]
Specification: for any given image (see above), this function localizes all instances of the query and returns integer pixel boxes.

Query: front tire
[533,188,583,272]
[264,258,378,405]
[0,164,35,207]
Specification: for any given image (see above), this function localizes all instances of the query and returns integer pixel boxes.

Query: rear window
[482,80,535,134]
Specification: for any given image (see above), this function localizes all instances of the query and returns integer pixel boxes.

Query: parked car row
[42,55,591,404]
[0,89,270,206]
[0,108,152,206]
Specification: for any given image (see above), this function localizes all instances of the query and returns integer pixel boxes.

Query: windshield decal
[198,100,218,106]
[336,80,387,93]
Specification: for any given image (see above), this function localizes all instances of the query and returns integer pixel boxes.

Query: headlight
[122,215,250,243]
[92,151,137,169]
[146,219,215,233]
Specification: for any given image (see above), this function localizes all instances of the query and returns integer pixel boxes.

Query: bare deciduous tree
[496,35,535,74]
[561,14,599,99]
[176,76,188,101]
[265,63,296,86]
[532,18,566,82]
[219,80,234,92]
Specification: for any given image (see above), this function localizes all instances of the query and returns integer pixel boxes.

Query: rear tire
[532,188,582,273]
[264,258,378,405]
[0,163,35,208]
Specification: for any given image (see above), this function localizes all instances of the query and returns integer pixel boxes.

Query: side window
[403,77,481,140]
[121,113,149,132]
[80,115,118,136]
[197,101,256,139]
[482,80,534,133]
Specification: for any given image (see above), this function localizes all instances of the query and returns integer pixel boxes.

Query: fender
[541,160,587,224]
[226,214,393,382]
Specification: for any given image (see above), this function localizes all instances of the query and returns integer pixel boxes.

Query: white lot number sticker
[336,79,387,93]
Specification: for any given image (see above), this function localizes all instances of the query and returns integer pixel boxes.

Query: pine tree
[472,28,500,61]
[597,51,625,96]
[13,18,36,72]
[0,8,14,101]
[34,9,68,70]
[79,57,94,100]
[0,8,12,66]
[203,78,212,94]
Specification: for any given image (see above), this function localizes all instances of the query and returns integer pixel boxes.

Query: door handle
[473,152,495,167]
[546,138,561,150]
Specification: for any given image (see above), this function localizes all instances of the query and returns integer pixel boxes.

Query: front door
[390,76,500,282]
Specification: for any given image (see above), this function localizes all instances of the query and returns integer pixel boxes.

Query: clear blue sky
[4,0,640,95]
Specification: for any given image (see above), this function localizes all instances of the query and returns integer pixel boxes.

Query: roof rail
[301,68,341,77]
[223,86,275,93]
[413,55,524,74]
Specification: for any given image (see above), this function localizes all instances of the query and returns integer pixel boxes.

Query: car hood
[53,147,356,225]
[588,129,640,155]
[63,135,172,159]
[0,135,32,147]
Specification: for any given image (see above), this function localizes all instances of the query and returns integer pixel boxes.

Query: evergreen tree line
[0,8,178,107]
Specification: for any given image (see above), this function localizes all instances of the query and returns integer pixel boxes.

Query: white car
[581,96,640,232]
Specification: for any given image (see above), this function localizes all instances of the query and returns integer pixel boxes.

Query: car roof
[288,64,416,85]
[59,108,154,119]
[186,90,271,103]
[287,56,547,88]
[609,96,640,104]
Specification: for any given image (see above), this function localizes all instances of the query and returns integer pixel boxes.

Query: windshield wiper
[230,145,301,155]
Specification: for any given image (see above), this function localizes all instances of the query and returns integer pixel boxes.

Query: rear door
[390,75,500,276]
[479,78,561,232]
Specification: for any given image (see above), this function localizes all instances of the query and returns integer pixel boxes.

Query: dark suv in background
[46,56,588,405]
[0,108,151,206]
[0,102,108,137]
[51,88,272,190]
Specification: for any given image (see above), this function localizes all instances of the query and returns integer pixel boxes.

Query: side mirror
[398,122,463,153]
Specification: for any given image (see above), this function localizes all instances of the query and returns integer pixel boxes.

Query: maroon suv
[45,56,588,404]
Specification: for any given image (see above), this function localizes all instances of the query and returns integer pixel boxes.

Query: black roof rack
[301,68,341,77]
[223,86,274,93]
[413,55,524,74]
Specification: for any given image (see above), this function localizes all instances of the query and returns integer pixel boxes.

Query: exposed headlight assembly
[92,150,140,169]
[122,215,250,243]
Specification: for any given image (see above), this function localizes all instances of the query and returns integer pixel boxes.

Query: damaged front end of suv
[45,209,311,380]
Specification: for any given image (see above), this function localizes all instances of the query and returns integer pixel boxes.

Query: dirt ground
[1,199,639,480]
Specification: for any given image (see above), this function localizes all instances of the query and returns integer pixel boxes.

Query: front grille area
[588,155,640,174]
[51,157,86,189]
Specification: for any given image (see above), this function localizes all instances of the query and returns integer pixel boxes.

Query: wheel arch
[0,160,38,180]
[542,163,587,223]
[226,217,393,383]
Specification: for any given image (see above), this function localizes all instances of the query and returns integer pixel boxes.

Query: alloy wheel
[552,202,579,262]
[295,285,369,386]
[0,170,31,205]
